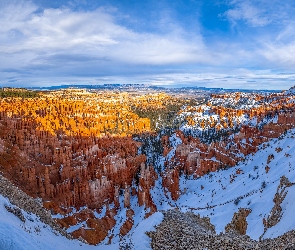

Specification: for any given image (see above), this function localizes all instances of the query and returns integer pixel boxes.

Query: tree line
[0,88,39,98]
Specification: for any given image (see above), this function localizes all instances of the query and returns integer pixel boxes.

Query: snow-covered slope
[172,128,295,240]
[284,86,295,95]
[120,127,295,245]
[0,194,163,250]
[0,194,117,250]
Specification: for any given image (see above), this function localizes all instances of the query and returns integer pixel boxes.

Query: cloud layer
[1,0,295,89]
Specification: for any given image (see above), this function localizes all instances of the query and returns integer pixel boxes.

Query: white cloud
[275,22,295,43]
[223,1,270,27]
[142,70,295,90]
[254,22,295,68]
[222,0,295,29]
[219,0,295,69]
[0,1,209,66]
[258,42,295,68]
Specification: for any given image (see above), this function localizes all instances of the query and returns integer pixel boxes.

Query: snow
[66,221,88,233]
[284,87,295,95]
[166,133,182,160]
[93,206,106,219]
[126,127,295,243]
[129,212,164,249]
[0,195,118,250]
[0,195,163,250]
[173,128,295,240]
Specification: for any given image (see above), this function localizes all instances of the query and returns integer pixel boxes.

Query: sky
[1,0,295,90]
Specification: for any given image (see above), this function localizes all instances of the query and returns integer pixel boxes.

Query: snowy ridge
[284,86,295,95]
[174,128,295,240]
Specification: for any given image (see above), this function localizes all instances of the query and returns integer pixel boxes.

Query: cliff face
[1,89,295,244]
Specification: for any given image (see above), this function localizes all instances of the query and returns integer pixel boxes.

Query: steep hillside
[146,127,295,249]
[174,128,295,239]
[0,191,163,250]
[0,174,162,250]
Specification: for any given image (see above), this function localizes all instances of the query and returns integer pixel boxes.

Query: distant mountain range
[21,84,282,93]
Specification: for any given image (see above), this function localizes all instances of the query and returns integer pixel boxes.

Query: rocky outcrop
[0,175,70,238]
[162,167,180,201]
[148,209,295,250]
[171,91,295,183]
[70,208,117,245]
[137,164,158,215]
[225,208,252,235]
[262,176,295,236]
[120,209,135,236]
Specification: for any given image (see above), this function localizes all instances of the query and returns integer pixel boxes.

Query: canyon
[0,87,295,247]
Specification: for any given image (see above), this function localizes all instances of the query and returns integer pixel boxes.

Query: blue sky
[1,0,295,89]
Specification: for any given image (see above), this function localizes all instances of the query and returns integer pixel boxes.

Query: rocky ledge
[147,209,295,250]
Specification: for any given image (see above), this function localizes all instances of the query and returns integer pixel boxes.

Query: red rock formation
[162,167,180,201]
[171,92,295,188]
[137,164,158,216]
[0,110,149,243]
[1,90,295,244]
